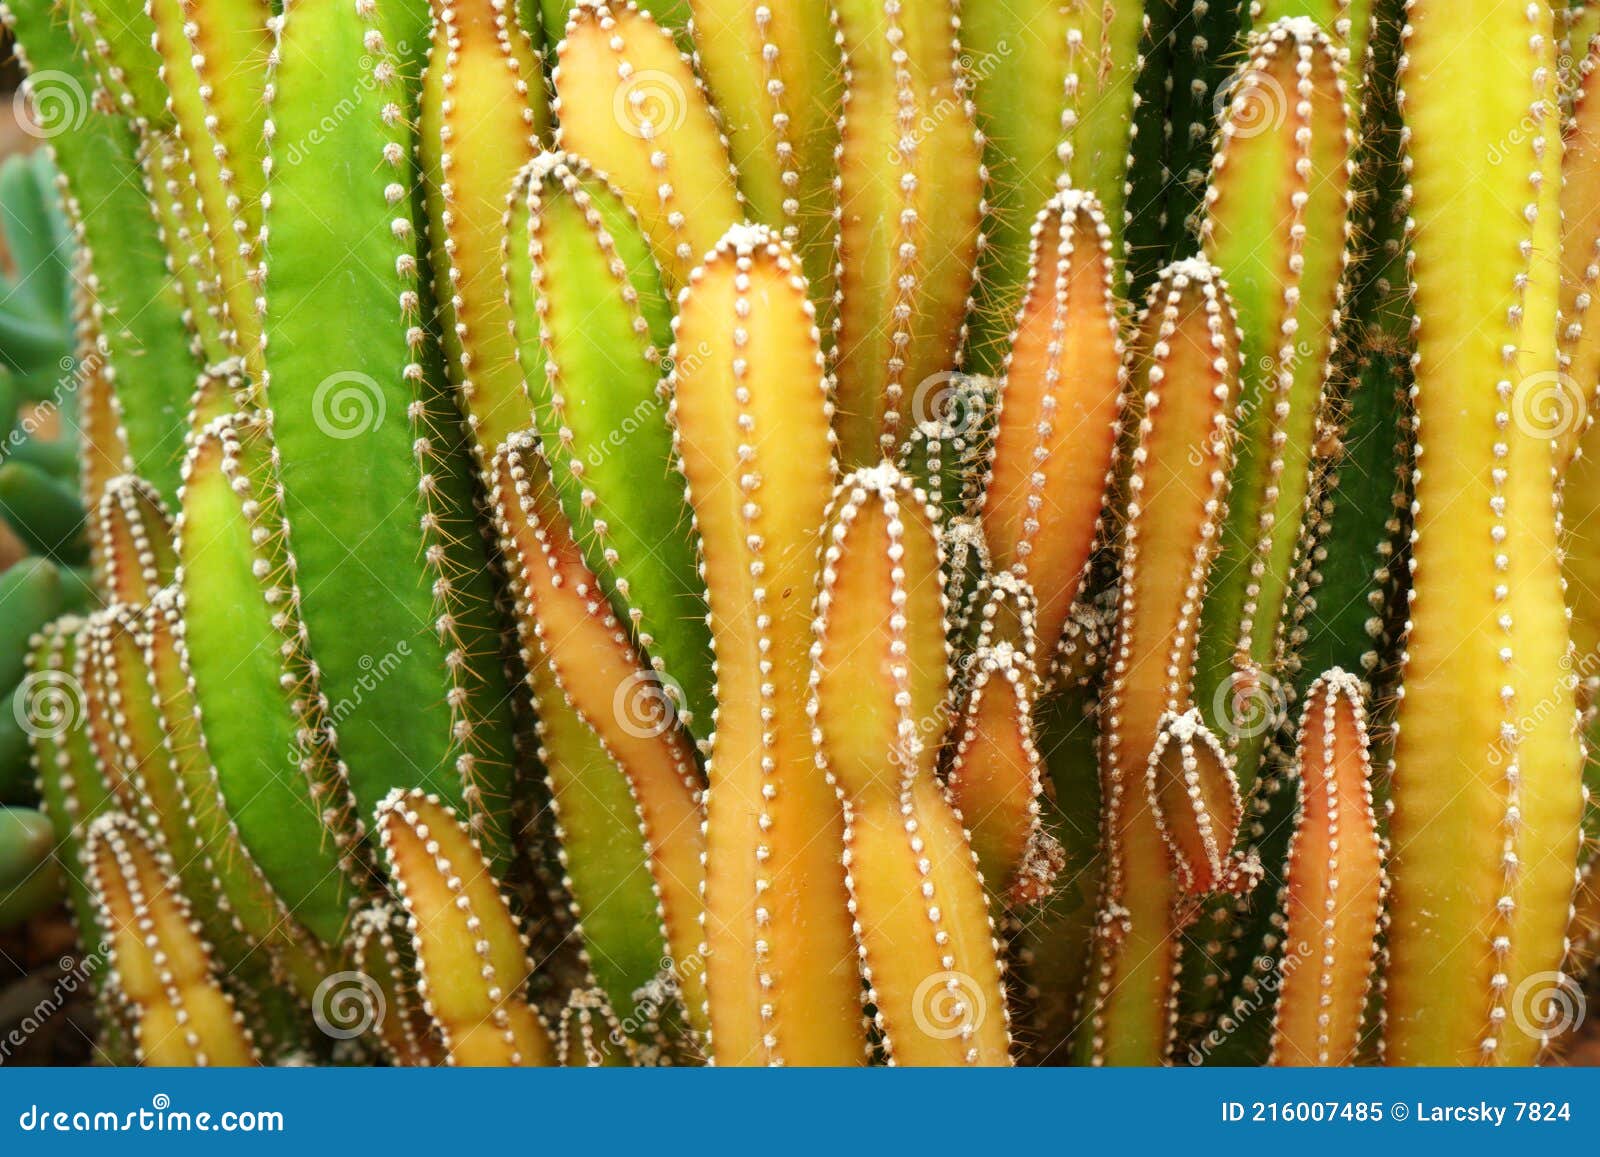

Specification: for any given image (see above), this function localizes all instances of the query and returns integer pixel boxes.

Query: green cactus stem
[552,0,744,291]
[377,789,557,1066]
[503,152,714,734]
[810,463,1012,1066]
[686,0,839,325]
[1080,259,1242,1066]
[980,189,1126,672]
[263,0,517,844]
[0,806,62,927]
[831,0,985,466]
[174,413,360,944]
[1384,0,1584,1066]
[1268,668,1383,1066]
[84,811,260,1066]
[962,0,1144,372]
[491,431,708,1046]
[668,223,865,1065]
[1195,17,1354,794]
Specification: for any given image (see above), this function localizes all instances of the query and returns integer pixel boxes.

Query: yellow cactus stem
[72,303,137,511]
[92,474,175,607]
[1385,0,1584,1066]
[421,0,547,461]
[552,0,744,291]
[350,903,447,1067]
[1560,29,1600,670]
[376,789,557,1067]
[1145,708,1259,898]
[944,574,1063,906]
[1269,668,1383,1066]
[1081,259,1243,1066]
[668,222,865,1066]
[686,0,840,325]
[1196,16,1355,792]
[810,463,1012,1067]
[490,430,709,1043]
[831,0,985,466]
[84,811,260,1066]
[980,188,1126,674]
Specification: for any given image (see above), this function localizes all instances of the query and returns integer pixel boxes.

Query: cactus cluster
[0,0,1594,1067]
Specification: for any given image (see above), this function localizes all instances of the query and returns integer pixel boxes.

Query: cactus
[1268,668,1383,1067]
[2,0,1597,1073]
[831,0,984,465]
[1385,0,1583,1065]
[668,224,864,1065]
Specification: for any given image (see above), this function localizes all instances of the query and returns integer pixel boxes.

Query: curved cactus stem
[831,0,984,466]
[686,0,840,325]
[1384,0,1584,1066]
[811,464,1011,1066]
[377,789,557,1066]
[981,189,1126,671]
[554,987,635,1066]
[175,414,361,944]
[1,0,201,505]
[92,474,175,607]
[350,902,446,1066]
[1080,260,1242,1066]
[962,0,1144,372]
[263,0,517,846]
[85,811,261,1066]
[668,224,865,1066]
[1196,17,1354,794]
[1268,668,1383,1066]
[420,0,546,461]
[504,153,714,735]
[552,0,744,291]
[491,431,709,1047]
[1146,708,1259,898]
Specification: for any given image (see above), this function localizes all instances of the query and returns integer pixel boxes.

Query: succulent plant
[0,0,1593,1071]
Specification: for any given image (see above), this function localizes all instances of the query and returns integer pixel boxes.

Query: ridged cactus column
[1080,260,1242,1066]
[1196,17,1353,792]
[831,0,984,465]
[1385,0,1584,1065]
[811,464,1011,1065]
[669,225,865,1065]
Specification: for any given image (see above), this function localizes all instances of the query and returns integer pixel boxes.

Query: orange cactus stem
[668,223,866,1066]
[1269,668,1383,1066]
[810,464,1012,1066]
